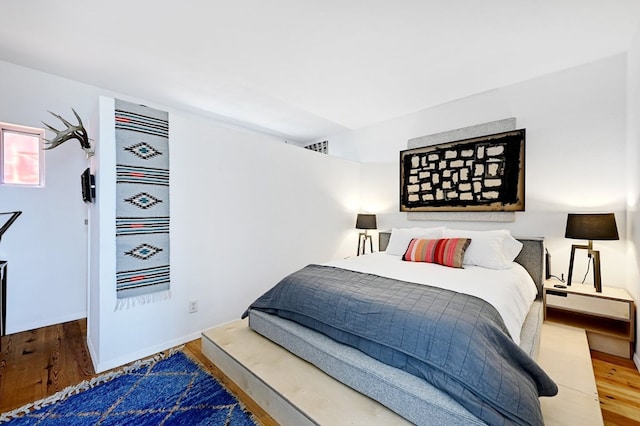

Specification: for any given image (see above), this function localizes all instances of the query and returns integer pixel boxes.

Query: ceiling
[1,1,639,143]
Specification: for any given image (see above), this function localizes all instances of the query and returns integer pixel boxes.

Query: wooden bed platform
[201,319,603,426]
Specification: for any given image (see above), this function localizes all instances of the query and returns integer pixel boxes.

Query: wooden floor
[591,350,640,426]
[0,319,639,426]
[0,319,276,425]
[0,319,93,412]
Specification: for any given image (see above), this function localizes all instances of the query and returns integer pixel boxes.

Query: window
[0,122,44,186]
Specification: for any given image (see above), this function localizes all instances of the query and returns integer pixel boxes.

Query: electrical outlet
[189,300,198,314]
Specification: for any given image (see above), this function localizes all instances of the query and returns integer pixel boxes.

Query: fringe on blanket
[0,346,183,423]
[115,290,171,311]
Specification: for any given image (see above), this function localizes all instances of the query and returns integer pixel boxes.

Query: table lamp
[565,213,618,292]
[355,214,376,256]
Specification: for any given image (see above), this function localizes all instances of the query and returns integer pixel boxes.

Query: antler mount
[43,108,94,156]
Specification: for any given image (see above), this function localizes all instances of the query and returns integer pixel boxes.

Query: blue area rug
[0,352,257,425]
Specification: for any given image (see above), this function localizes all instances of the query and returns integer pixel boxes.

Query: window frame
[0,121,45,187]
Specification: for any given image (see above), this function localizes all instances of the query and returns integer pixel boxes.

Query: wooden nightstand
[543,280,636,358]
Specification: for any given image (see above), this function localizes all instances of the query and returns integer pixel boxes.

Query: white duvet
[325,252,538,345]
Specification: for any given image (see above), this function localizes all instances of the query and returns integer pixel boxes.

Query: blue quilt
[244,265,557,426]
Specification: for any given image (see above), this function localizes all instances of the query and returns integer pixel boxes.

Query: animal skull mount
[42,108,94,157]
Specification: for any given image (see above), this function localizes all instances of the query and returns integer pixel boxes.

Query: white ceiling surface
[1,1,639,143]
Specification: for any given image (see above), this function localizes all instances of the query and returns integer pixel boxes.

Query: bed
[243,229,557,425]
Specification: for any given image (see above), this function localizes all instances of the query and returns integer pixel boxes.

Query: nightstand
[543,281,635,358]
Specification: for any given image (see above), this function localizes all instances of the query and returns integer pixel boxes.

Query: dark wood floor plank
[62,320,93,378]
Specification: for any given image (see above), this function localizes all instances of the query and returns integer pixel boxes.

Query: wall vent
[304,140,328,154]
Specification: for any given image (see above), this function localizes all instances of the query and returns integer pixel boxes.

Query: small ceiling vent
[304,140,328,154]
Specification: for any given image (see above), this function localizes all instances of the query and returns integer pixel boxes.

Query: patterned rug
[115,99,171,308]
[0,351,257,425]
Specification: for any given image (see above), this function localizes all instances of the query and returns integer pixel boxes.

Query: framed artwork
[400,129,525,212]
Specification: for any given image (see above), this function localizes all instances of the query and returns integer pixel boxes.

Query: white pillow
[386,227,444,256]
[502,233,524,263]
[441,229,523,269]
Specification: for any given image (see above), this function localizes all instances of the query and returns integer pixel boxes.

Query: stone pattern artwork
[400,129,525,212]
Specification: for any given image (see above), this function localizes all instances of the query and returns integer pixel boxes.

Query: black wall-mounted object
[545,248,551,280]
[545,248,566,283]
[81,168,96,203]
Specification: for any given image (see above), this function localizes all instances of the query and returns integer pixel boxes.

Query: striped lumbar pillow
[403,238,471,268]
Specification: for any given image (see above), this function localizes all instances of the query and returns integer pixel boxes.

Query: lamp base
[567,242,602,292]
[357,232,373,256]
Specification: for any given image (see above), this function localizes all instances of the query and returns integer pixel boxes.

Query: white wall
[2,48,635,368]
[626,24,640,364]
[0,61,94,332]
[331,55,628,289]
[0,60,361,371]
[89,97,360,371]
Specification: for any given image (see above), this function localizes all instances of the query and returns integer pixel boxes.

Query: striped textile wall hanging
[115,99,170,309]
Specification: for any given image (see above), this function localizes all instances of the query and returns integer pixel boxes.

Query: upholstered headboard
[513,238,544,297]
[378,232,544,297]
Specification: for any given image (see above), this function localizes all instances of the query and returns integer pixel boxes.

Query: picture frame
[400,129,525,212]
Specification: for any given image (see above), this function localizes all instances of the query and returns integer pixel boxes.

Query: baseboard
[92,329,203,373]
[634,351,640,373]
[6,311,87,335]
[86,335,99,373]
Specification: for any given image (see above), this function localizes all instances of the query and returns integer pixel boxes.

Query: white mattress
[325,252,538,345]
